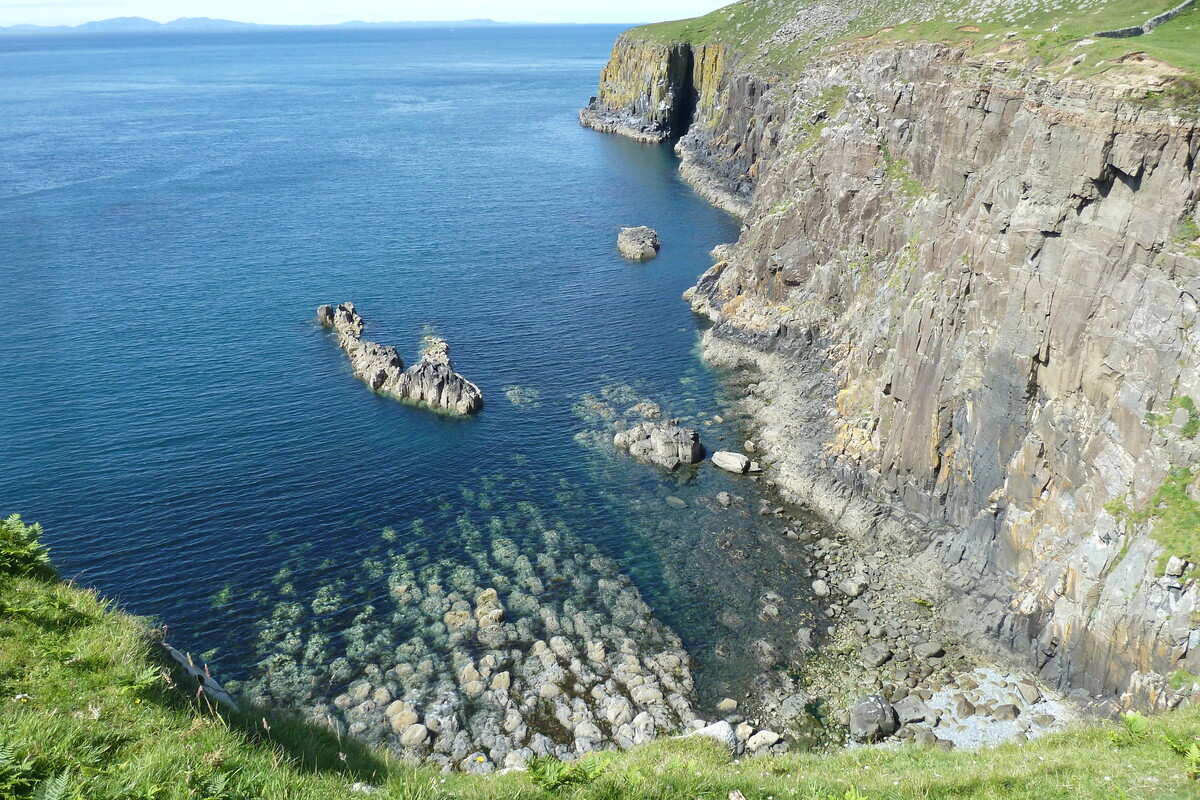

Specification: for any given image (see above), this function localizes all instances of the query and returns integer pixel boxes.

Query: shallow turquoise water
[0,26,815,711]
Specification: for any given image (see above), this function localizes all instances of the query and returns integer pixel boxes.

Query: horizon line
[0,15,648,31]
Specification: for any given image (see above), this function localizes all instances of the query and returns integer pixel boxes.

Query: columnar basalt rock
[613,420,704,469]
[586,27,1200,710]
[397,338,484,416]
[317,303,482,415]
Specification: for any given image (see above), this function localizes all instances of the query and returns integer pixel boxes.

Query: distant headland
[0,16,540,35]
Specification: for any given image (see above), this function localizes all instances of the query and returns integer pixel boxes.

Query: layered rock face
[580,32,774,216]
[579,38,696,143]
[317,303,482,415]
[590,35,1200,709]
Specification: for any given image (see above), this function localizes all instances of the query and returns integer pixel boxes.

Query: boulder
[1016,681,1042,705]
[861,643,892,668]
[746,730,781,751]
[993,703,1020,721]
[400,723,429,747]
[617,226,660,260]
[913,729,939,748]
[849,695,898,742]
[685,720,737,751]
[893,695,932,724]
[614,420,704,470]
[839,574,868,597]
[913,641,945,659]
[712,451,751,473]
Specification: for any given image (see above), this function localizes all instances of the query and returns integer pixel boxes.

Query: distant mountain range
[0,16,525,34]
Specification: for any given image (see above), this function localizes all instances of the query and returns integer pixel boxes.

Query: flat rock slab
[861,642,892,668]
[712,450,751,473]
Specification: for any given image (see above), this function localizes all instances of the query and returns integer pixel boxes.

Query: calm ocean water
[0,26,815,710]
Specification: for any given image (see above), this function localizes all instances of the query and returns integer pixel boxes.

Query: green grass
[4,513,1200,798]
[1140,466,1200,573]
[1104,464,1200,573]
[624,0,1200,99]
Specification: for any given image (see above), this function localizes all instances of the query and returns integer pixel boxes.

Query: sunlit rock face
[589,27,1200,709]
[318,302,482,415]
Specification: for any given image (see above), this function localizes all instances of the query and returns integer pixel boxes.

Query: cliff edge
[585,0,1200,713]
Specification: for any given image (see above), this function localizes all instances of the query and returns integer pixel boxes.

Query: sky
[0,0,728,26]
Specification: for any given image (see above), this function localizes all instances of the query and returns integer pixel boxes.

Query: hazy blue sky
[0,0,727,26]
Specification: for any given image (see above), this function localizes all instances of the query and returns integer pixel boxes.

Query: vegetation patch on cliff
[625,0,1200,98]
[1143,467,1200,573]
[1106,467,1200,574]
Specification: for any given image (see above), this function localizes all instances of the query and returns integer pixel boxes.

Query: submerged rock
[614,420,704,470]
[246,500,700,768]
[317,303,482,415]
[617,226,660,260]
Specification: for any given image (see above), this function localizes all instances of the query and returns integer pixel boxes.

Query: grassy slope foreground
[1,514,1200,799]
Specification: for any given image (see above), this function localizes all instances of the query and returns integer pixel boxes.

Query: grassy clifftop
[4,513,1200,799]
[627,0,1200,88]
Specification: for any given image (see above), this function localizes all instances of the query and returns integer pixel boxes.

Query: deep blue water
[0,26,814,708]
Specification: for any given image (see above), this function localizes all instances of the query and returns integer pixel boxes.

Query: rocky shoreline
[688,330,1085,749]
[581,5,1200,715]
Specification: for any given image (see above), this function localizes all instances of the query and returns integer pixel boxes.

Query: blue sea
[0,26,816,712]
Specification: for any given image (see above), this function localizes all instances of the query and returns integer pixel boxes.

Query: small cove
[0,25,823,756]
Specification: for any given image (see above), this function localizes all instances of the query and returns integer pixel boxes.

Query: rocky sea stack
[613,419,704,470]
[617,226,660,260]
[318,303,483,415]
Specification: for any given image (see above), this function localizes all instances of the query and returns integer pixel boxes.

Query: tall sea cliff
[584,1,1200,711]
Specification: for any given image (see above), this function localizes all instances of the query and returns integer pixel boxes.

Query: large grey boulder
[614,420,704,470]
[849,694,898,742]
[684,720,737,752]
[317,303,482,415]
[894,695,932,725]
[712,450,751,473]
[617,226,660,260]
